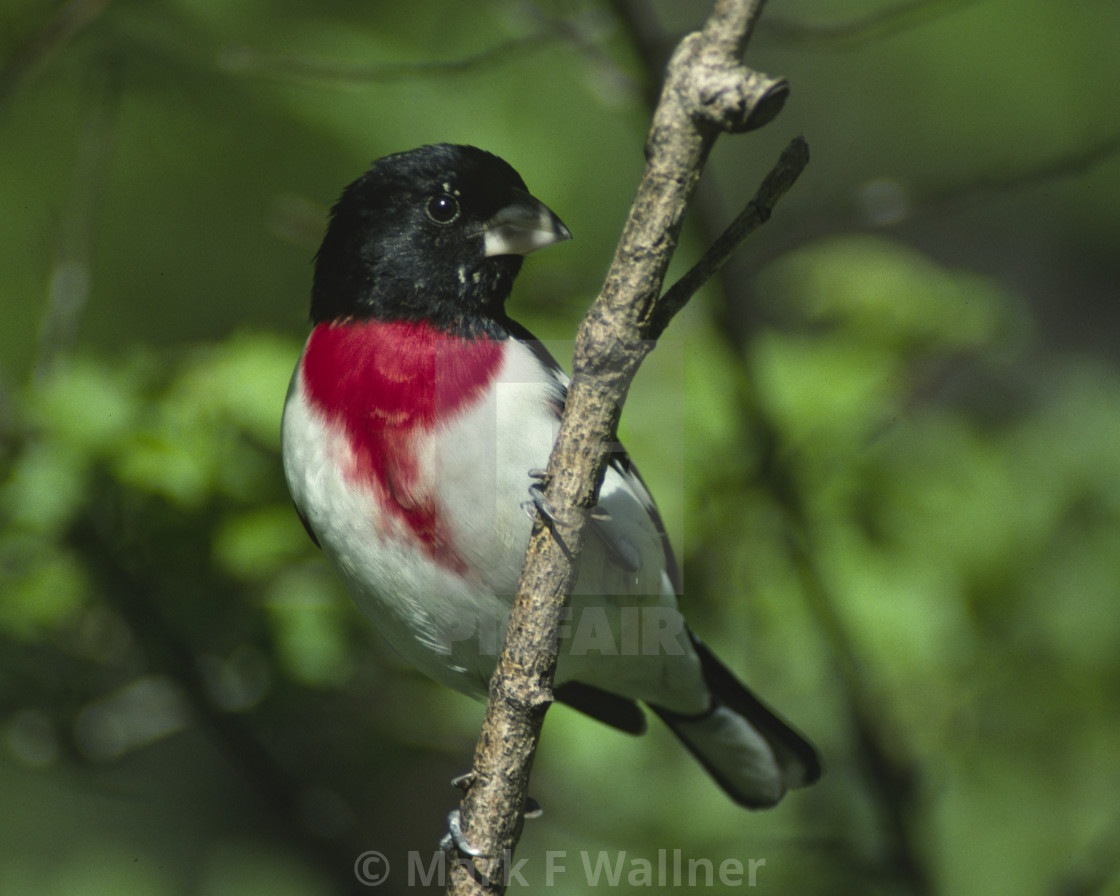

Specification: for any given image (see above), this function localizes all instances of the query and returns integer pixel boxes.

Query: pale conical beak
[483,188,572,258]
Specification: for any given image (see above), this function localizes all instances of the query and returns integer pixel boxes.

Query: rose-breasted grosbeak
[281,143,820,807]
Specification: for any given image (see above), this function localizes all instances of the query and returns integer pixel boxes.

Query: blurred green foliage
[3,1,1120,895]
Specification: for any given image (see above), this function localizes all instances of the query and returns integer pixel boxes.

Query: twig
[784,526,930,894]
[648,135,809,339]
[607,0,778,344]
[219,9,614,90]
[446,2,799,893]
[218,34,552,86]
[0,0,114,104]
[36,60,119,381]
[71,510,374,896]
[607,0,672,108]
[760,0,979,50]
[915,132,1120,207]
[611,12,932,893]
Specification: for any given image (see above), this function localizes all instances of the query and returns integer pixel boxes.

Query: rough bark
[446,3,807,892]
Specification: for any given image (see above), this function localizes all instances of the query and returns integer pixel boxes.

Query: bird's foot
[440,809,489,858]
[439,773,542,858]
[521,469,561,526]
[450,772,475,791]
[521,469,612,526]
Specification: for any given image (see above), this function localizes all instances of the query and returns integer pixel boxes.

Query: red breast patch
[299,319,503,572]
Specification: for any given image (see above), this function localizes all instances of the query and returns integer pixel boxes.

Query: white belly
[282,338,705,712]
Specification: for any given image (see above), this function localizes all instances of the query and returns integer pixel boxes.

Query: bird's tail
[650,633,822,808]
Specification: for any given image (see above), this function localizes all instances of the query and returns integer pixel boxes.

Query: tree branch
[760,0,980,50]
[611,10,933,891]
[36,59,119,382]
[0,0,114,105]
[446,2,805,892]
[649,135,810,339]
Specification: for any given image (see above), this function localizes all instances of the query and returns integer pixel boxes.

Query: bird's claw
[442,775,488,858]
[523,471,562,527]
[440,809,489,858]
[522,469,611,527]
[439,800,542,859]
[450,772,475,792]
[440,770,543,857]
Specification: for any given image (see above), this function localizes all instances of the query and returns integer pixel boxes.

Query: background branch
[447,1,805,892]
[35,59,119,382]
[0,0,114,104]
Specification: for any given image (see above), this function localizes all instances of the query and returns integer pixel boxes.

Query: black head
[310,143,570,335]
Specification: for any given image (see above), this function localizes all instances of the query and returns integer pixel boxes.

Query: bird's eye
[426,194,460,225]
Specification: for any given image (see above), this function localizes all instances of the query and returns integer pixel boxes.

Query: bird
[281,143,821,809]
